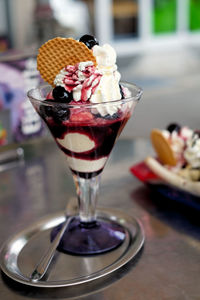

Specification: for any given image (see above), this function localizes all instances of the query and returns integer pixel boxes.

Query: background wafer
[37,37,97,87]
[151,129,177,166]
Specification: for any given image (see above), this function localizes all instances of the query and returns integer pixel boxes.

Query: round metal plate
[0,208,145,288]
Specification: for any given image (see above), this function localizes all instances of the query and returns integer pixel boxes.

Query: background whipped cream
[184,133,200,168]
[162,127,193,161]
[162,129,184,159]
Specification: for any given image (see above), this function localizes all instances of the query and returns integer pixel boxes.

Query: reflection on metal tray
[0,208,144,288]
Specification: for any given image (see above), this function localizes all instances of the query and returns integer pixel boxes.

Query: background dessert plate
[130,160,200,211]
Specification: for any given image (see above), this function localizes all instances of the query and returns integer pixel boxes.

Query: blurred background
[0,0,200,146]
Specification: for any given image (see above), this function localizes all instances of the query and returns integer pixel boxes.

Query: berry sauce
[40,106,130,178]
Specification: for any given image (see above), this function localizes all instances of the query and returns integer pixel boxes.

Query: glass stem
[73,175,101,223]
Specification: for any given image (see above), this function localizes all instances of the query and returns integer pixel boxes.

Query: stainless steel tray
[0,208,144,288]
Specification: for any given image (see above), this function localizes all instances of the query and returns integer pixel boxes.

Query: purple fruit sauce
[40,106,130,178]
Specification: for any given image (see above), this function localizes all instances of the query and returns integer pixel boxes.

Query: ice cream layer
[66,155,107,173]
[56,132,95,153]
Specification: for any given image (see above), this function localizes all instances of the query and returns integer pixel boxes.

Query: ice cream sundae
[35,35,136,179]
[28,34,142,255]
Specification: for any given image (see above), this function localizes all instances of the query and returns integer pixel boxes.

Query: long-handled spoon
[30,215,74,281]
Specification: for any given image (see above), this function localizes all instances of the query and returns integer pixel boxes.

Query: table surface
[0,138,199,300]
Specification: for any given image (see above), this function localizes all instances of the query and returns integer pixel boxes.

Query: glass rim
[27,81,143,108]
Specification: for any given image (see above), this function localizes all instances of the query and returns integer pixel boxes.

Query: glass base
[51,217,126,255]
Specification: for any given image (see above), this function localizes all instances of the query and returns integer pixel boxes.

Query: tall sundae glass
[28,35,142,255]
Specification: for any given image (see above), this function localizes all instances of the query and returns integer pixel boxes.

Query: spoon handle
[30,216,73,281]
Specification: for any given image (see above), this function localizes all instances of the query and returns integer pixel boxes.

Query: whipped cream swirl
[90,44,121,116]
[54,43,123,116]
[54,61,102,102]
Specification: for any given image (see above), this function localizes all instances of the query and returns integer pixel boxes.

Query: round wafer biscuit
[151,129,177,166]
[37,37,97,87]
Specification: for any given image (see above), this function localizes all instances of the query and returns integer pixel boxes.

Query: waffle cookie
[151,129,177,166]
[37,37,97,87]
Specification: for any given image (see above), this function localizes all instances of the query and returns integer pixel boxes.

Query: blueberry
[39,99,70,122]
[93,112,118,119]
[52,105,70,123]
[119,84,125,99]
[53,86,73,103]
[103,113,119,120]
[79,35,99,49]
[167,123,181,133]
[39,99,54,118]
